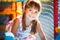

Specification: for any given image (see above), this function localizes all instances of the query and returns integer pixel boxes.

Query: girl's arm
[36,20,46,40]
[11,18,19,35]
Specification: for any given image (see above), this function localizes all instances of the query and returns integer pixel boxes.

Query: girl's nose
[32,11,35,14]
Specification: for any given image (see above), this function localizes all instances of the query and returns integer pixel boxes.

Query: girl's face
[25,6,39,22]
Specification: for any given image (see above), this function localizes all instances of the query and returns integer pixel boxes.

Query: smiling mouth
[28,15,35,18]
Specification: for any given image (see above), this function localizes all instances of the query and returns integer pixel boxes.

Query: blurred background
[38,0,54,40]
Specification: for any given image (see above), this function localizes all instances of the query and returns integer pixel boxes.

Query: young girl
[11,0,46,40]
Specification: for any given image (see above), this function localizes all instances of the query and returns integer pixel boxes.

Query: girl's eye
[35,11,38,13]
[29,9,32,11]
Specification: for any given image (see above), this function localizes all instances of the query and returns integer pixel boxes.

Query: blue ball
[5,36,14,40]
[56,34,60,40]
[5,32,14,40]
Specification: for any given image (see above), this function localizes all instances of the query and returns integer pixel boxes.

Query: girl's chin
[28,19,36,22]
[26,18,33,22]
[26,17,36,21]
